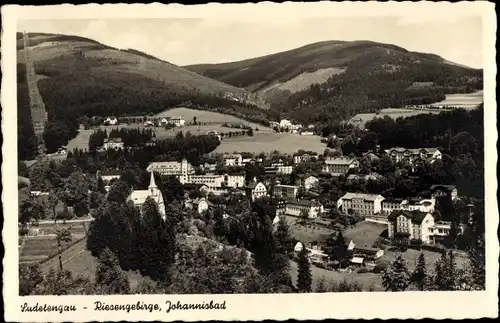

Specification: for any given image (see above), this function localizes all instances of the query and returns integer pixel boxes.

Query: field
[285,216,335,245]
[343,221,387,248]
[350,90,484,129]
[66,107,327,154]
[215,133,327,154]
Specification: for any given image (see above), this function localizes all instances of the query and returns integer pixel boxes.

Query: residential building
[201,162,217,172]
[385,147,442,165]
[273,198,287,216]
[146,159,195,179]
[127,171,166,219]
[223,174,245,188]
[430,184,458,201]
[401,197,436,213]
[97,170,121,183]
[179,173,224,189]
[387,210,435,244]
[223,154,243,167]
[322,157,359,176]
[429,221,465,244]
[293,153,315,164]
[352,246,384,260]
[169,116,185,126]
[285,199,324,219]
[381,197,406,215]
[362,151,380,162]
[159,117,171,125]
[245,181,267,201]
[273,184,299,199]
[103,138,124,150]
[337,192,385,217]
[300,175,319,191]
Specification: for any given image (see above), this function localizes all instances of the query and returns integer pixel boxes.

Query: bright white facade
[273,184,299,199]
[302,175,319,190]
[223,154,243,167]
[337,192,385,217]
[387,210,435,244]
[169,117,185,126]
[385,147,442,164]
[103,138,124,150]
[285,200,324,219]
[246,182,267,201]
[146,159,195,181]
[127,171,166,219]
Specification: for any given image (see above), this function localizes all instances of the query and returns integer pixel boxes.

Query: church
[128,171,166,219]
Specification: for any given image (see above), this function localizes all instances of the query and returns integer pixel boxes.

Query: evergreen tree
[274,216,294,256]
[297,247,312,293]
[433,250,459,291]
[95,248,130,294]
[381,254,411,292]
[315,276,328,293]
[411,253,428,291]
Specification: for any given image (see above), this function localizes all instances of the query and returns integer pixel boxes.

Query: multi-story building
[322,157,359,176]
[127,172,166,219]
[169,116,185,127]
[147,159,195,182]
[223,154,243,167]
[285,199,324,219]
[273,198,287,216]
[337,192,385,217]
[103,138,124,150]
[223,174,245,188]
[245,181,267,201]
[293,153,315,164]
[178,173,245,189]
[264,165,294,175]
[384,147,442,165]
[273,184,299,199]
[382,196,436,214]
[387,210,435,244]
[97,170,121,184]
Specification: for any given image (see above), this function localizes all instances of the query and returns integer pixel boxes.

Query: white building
[179,173,245,189]
[127,171,166,219]
[285,200,324,219]
[186,197,209,214]
[223,154,243,167]
[104,117,118,125]
[387,210,435,244]
[147,159,195,181]
[245,181,267,201]
[337,192,385,217]
[382,196,436,214]
[169,116,185,127]
[385,147,442,165]
[273,184,299,199]
[429,221,465,244]
[322,157,359,176]
[103,138,124,150]
[279,119,293,129]
[300,131,314,136]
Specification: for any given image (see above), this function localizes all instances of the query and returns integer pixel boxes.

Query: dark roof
[382,197,405,204]
[104,137,122,143]
[183,183,205,190]
[286,199,321,207]
[388,210,429,224]
[354,246,380,254]
[430,184,456,191]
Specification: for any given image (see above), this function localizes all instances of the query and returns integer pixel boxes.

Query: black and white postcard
[2,2,498,321]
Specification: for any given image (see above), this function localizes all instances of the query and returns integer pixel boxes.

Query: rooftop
[341,192,383,202]
[324,157,358,165]
[430,184,457,191]
[388,210,430,224]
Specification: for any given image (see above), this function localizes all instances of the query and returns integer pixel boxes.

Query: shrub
[372,263,388,274]
[357,267,371,274]
[19,228,29,236]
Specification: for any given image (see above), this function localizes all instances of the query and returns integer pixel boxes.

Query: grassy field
[285,216,335,245]
[289,260,384,291]
[215,133,327,154]
[343,221,387,248]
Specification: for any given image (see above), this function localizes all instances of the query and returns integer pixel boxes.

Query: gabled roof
[341,192,383,202]
[430,184,456,191]
[388,210,430,224]
[324,157,358,165]
[286,199,322,207]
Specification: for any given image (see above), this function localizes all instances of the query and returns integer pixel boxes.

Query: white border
[2,2,498,321]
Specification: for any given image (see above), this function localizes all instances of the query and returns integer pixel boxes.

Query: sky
[17,15,483,68]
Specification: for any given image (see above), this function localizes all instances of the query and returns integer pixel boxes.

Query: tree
[106,180,131,203]
[381,254,411,292]
[19,263,44,296]
[411,253,428,291]
[193,116,197,125]
[32,268,94,295]
[19,197,45,229]
[95,248,131,294]
[47,190,60,224]
[297,247,312,293]
[315,276,328,293]
[433,250,460,291]
[274,217,294,256]
[55,228,72,271]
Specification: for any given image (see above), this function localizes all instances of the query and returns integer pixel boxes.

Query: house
[147,159,195,178]
[186,197,209,214]
[285,199,323,219]
[180,173,225,188]
[429,221,465,244]
[127,171,166,219]
[430,185,458,201]
[223,154,243,167]
[294,242,304,252]
[322,157,359,176]
[264,165,293,175]
[273,198,287,215]
[273,184,299,199]
[143,120,155,127]
[382,197,406,215]
[159,117,171,125]
[293,153,315,164]
[245,181,267,201]
[353,246,384,260]
[183,183,210,196]
[103,138,124,150]
[201,162,217,172]
[387,210,435,244]
[279,119,293,129]
[223,174,245,188]
[337,193,385,217]
[97,170,121,191]
[300,175,319,191]
[401,197,436,213]
[169,116,185,127]
[103,117,118,125]
[362,151,380,162]
[384,147,442,165]
[345,239,356,251]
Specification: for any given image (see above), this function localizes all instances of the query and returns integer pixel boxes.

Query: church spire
[149,171,157,189]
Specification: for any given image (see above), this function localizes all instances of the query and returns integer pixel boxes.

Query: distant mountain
[16,32,271,157]
[185,40,483,123]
